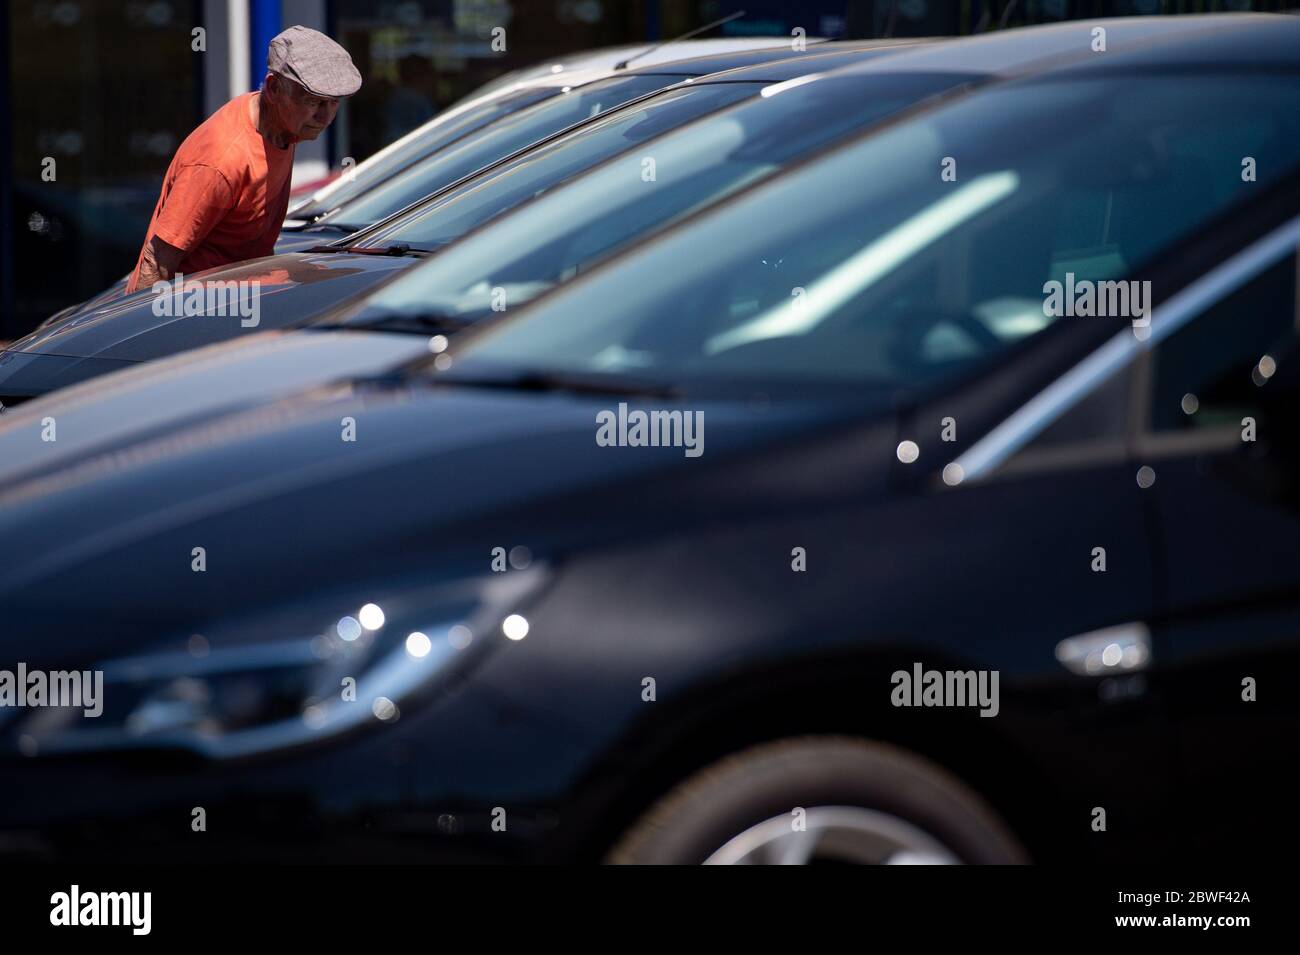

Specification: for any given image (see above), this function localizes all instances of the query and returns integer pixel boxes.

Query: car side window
[1147,254,1298,434]
[986,245,1298,477]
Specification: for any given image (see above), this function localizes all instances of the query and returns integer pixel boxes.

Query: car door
[928,203,1300,861]
[1132,222,1300,854]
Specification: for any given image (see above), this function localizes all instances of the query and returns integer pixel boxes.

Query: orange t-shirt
[127,92,294,293]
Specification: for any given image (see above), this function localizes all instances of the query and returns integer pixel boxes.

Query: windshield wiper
[323,308,473,335]
[343,243,430,257]
[305,242,432,257]
[433,368,682,398]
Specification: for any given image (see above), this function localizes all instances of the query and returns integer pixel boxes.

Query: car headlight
[6,568,546,760]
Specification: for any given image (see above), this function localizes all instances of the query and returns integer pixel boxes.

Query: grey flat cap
[267,25,361,98]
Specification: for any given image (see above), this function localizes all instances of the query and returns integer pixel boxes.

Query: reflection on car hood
[0,379,893,653]
[0,328,430,484]
[11,252,417,363]
[0,351,138,402]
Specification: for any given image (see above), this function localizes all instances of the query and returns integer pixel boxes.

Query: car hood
[0,351,139,402]
[0,377,896,660]
[0,328,431,481]
[5,252,417,365]
[32,226,337,330]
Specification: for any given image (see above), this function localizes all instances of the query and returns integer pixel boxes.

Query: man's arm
[132,164,235,291]
[135,234,186,288]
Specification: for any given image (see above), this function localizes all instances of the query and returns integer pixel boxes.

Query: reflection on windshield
[321,74,678,230]
[291,87,556,220]
[705,172,1020,356]
[353,73,975,326]
[366,82,759,252]
[446,73,1300,393]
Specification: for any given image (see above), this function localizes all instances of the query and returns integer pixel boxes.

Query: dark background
[2,0,1293,339]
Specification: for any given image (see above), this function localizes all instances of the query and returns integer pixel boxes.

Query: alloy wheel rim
[703,805,961,865]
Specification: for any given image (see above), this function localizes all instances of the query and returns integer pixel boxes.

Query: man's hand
[135,235,186,288]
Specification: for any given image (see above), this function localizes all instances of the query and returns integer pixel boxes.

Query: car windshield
[317,73,685,231]
[442,72,1300,394]
[290,86,557,221]
[350,72,979,324]
[344,81,766,257]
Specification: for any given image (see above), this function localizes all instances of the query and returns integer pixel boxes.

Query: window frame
[1130,247,1300,460]
[951,211,1300,485]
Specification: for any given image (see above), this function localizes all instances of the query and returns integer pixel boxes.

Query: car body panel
[0,351,137,404]
[0,364,1168,862]
[0,329,428,477]
[6,252,414,367]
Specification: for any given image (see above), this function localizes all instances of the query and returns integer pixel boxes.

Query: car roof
[831,14,1268,78]
[467,43,649,93]
[619,41,863,78]
[493,37,830,91]
[301,37,822,212]
[683,38,934,84]
[584,35,831,70]
[329,42,952,245]
[1048,14,1300,72]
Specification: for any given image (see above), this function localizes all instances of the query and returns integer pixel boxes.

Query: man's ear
[263,73,279,99]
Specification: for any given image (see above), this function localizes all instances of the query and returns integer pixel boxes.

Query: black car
[1,16,1298,864]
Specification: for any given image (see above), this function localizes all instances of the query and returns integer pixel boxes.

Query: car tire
[606,735,1028,864]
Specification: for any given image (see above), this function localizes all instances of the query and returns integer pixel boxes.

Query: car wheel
[606,736,1028,864]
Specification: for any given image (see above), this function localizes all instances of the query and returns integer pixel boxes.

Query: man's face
[267,73,340,141]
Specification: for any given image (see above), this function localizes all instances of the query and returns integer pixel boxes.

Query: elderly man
[126,25,361,294]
